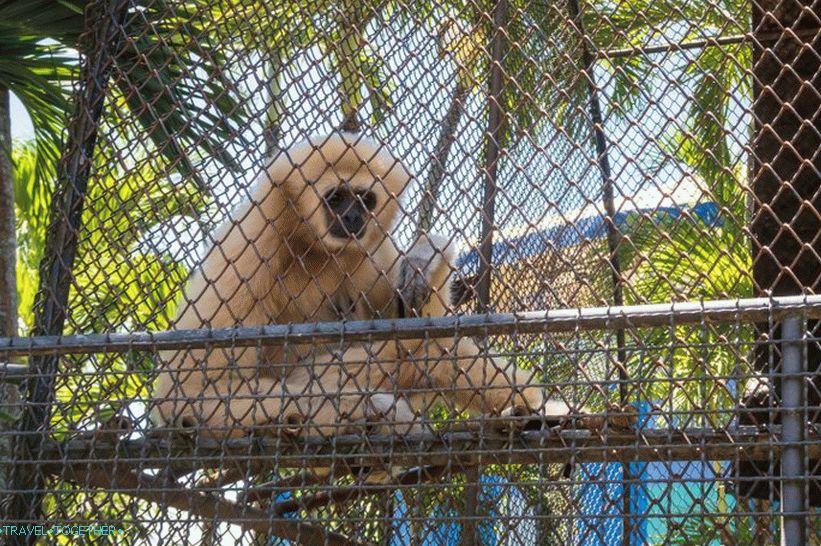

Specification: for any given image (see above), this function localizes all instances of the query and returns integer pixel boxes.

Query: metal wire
[1,0,820,545]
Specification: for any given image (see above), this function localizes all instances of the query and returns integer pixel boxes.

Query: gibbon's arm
[151,359,420,439]
[174,172,295,332]
[321,234,559,420]
[310,331,553,420]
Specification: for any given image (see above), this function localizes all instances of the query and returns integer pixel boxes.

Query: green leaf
[0,409,19,425]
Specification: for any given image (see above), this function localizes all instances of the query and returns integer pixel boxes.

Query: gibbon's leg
[396,337,568,420]
[306,346,422,436]
[153,361,404,439]
[329,339,561,423]
[421,340,636,430]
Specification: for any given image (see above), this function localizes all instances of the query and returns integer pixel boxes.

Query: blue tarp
[457,202,720,274]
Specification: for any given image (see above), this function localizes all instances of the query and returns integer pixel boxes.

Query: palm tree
[5,0,248,172]
[9,136,200,533]
[0,0,251,323]
[417,16,483,235]
[617,132,752,419]
[410,0,641,236]
[0,5,77,340]
[329,1,397,131]
[10,138,198,429]
[0,3,78,506]
[0,89,17,339]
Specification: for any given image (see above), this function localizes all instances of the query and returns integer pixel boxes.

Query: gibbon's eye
[358,190,377,211]
[323,189,344,207]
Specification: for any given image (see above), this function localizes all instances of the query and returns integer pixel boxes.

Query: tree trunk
[741,0,821,504]
[0,84,20,520]
[416,82,468,236]
[752,6,821,300]
[263,49,285,157]
[0,86,17,335]
[334,3,366,134]
[7,1,130,533]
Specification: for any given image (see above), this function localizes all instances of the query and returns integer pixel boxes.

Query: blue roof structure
[457,202,720,274]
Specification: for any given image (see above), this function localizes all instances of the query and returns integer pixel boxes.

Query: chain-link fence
[1,0,820,544]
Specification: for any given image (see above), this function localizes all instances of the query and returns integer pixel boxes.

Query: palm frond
[0,0,85,41]
[2,0,251,188]
[0,31,75,185]
[114,0,250,182]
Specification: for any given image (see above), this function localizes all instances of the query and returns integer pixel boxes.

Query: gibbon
[152,133,556,439]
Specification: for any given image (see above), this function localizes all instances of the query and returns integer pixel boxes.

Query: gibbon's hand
[398,254,434,318]
[398,233,453,318]
[579,404,639,431]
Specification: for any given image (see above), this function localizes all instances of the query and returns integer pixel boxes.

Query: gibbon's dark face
[322,186,378,239]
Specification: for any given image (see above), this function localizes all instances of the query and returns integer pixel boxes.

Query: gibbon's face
[309,169,396,251]
[322,183,378,240]
[277,134,409,253]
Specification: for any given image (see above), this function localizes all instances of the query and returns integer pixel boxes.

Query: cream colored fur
[152,133,553,439]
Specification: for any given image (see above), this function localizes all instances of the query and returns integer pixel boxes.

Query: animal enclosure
[1,0,820,545]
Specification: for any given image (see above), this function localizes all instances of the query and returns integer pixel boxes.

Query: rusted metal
[34,427,812,469]
[1,295,818,356]
[475,0,508,313]
[6,0,131,531]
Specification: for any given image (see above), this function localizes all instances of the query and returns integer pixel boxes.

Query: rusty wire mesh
[1,0,820,545]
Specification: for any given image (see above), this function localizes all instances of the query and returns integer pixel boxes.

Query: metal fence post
[5,0,130,533]
[475,0,507,314]
[779,314,806,546]
[566,0,630,542]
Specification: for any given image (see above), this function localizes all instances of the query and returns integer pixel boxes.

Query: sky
[9,92,34,141]
[6,16,752,283]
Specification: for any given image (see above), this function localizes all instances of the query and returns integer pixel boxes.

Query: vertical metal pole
[475,0,508,314]
[780,314,806,546]
[565,0,630,543]
[466,1,507,537]
[460,465,481,546]
[6,0,130,532]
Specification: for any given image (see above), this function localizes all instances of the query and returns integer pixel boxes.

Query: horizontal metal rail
[0,295,818,357]
[598,28,819,58]
[34,426,818,470]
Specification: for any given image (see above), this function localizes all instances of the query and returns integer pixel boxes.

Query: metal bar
[35,426,811,469]
[6,0,131,529]
[61,465,370,546]
[475,0,508,313]
[566,0,630,537]
[258,466,446,513]
[460,464,481,546]
[1,295,820,356]
[0,363,31,383]
[779,314,806,546]
[598,28,819,59]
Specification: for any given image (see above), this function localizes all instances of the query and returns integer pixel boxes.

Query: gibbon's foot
[282,392,422,438]
[497,399,574,432]
[579,404,639,432]
[359,394,424,436]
